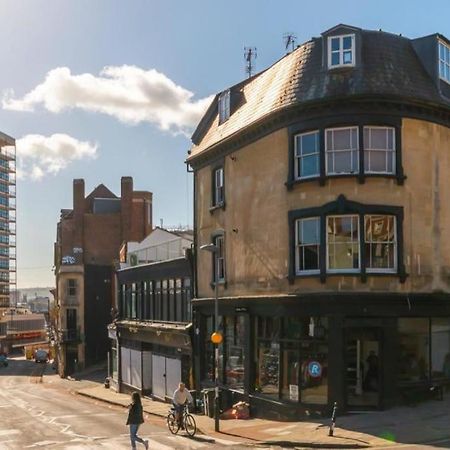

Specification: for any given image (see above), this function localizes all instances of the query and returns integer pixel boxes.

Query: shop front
[193,295,450,419]
[116,320,193,399]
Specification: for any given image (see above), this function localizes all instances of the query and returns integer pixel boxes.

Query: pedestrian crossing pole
[328,402,337,436]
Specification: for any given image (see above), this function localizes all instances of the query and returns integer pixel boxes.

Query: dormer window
[218,89,231,124]
[439,41,450,84]
[328,34,355,68]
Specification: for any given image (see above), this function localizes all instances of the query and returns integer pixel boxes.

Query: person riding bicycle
[172,382,193,428]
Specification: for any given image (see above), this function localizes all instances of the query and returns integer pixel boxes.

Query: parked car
[34,349,48,363]
[0,353,8,367]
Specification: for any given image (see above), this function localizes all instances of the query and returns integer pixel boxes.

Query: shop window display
[225,316,245,389]
[258,341,280,395]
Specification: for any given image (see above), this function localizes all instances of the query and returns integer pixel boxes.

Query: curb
[76,390,207,435]
[245,441,369,449]
[76,390,372,448]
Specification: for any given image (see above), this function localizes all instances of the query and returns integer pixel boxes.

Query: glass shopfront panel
[224,316,245,389]
[257,341,280,396]
[300,342,328,405]
[431,318,450,379]
[256,316,328,404]
[398,318,430,382]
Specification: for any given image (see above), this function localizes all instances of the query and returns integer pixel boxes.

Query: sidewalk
[76,385,394,448]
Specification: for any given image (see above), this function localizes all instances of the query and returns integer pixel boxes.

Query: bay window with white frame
[364,215,397,272]
[326,215,360,272]
[295,217,320,274]
[325,127,359,175]
[294,131,320,179]
[363,127,396,174]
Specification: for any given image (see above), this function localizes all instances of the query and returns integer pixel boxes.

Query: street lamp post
[200,243,221,432]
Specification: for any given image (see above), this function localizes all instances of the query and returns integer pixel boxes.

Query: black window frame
[286,116,406,189]
[288,194,407,283]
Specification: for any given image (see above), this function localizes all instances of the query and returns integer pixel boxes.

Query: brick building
[54,177,152,376]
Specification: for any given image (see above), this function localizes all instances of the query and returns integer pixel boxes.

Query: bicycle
[167,404,197,437]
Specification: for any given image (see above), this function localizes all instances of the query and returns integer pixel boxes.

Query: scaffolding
[0,133,16,311]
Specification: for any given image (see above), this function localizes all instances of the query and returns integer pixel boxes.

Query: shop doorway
[345,327,381,408]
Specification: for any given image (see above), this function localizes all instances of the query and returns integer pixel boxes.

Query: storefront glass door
[346,328,381,408]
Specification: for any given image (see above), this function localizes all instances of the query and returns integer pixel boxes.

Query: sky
[0,0,448,288]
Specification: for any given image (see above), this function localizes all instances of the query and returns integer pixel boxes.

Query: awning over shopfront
[116,320,192,351]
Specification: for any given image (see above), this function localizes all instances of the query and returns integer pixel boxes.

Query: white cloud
[3,66,213,134]
[16,134,98,181]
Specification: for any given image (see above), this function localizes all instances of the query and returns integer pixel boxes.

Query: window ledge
[286,173,407,190]
[289,270,408,284]
[209,202,225,213]
[210,280,227,290]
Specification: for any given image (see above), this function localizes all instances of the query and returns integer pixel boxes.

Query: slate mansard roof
[188,25,450,163]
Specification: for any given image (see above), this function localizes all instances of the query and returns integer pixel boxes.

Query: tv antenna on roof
[244,46,257,78]
[283,32,297,53]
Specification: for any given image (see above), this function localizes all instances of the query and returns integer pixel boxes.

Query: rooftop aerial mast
[244,46,257,78]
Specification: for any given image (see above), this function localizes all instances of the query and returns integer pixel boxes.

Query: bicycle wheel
[184,413,197,437]
[167,412,179,434]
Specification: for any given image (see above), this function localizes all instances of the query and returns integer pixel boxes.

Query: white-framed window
[295,130,320,179]
[214,235,225,283]
[218,89,231,124]
[363,126,396,174]
[328,34,355,68]
[439,41,450,84]
[326,215,360,272]
[213,167,224,206]
[364,215,397,272]
[295,217,320,274]
[325,127,359,175]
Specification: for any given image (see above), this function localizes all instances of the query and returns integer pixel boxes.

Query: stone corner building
[54,177,152,377]
[187,24,450,418]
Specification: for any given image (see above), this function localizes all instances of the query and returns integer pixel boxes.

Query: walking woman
[126,392,148,449]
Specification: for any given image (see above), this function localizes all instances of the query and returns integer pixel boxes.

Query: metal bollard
[328,402,338,436]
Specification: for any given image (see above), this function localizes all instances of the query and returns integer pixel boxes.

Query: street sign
[308,361,322,378]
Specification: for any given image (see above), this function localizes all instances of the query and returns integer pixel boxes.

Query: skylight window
[218,89,231,124]
[328,35,355,68]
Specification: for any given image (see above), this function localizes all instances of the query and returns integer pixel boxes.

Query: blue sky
[0,0,448,287]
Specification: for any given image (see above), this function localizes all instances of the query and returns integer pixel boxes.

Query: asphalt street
[0,356,263,450]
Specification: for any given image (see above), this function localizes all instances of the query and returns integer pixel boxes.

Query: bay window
[325,127,359,175]
[295,217,320,274]
[295,130,320,179]
[327,215,360,271]
[287,119,404,188]
[289,196,406,282]
[363,127,395,174]
[364,215,397,271]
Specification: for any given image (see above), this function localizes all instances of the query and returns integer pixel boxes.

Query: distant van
[35,349,48,363]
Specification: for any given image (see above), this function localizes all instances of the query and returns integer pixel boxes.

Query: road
[0,356,265,449]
